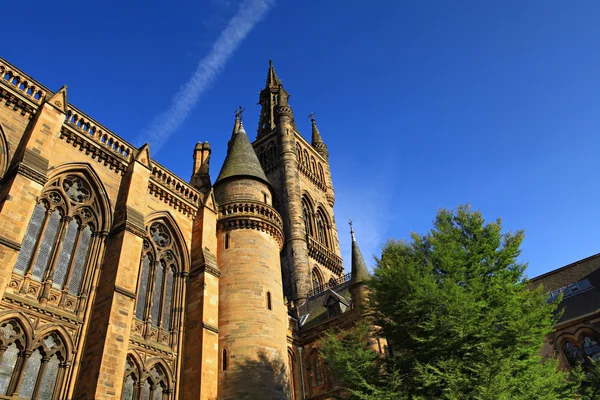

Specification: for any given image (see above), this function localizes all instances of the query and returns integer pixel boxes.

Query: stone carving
[62,175,91,203]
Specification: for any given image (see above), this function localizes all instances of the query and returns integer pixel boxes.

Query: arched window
[306,351,324,389]
[318,164,325,183]
[303,150,310,167]
[135,221,181,343]
[268,142,277,163]
[315,208,331,249]
[12,173,104,313]
[296,144,302,162]
[582,336,600,361]
[310,156,317,174]
[312,268,322,292]
[122,356,139,400]
[0,327,68,400]
[145,363,169,400]
[563,341,583,365]
[222,349,229,371]
[325,296,341,318]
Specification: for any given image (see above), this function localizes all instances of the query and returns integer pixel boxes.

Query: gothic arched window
[582,336,600,362]
[315,208,331,249]
[312,268,322,292]
[135,221,182,346]
[563,341,583,365]
[122,356,139,400]
[318,164,325,183]
[12,173,104,314]
[0,321,68,400]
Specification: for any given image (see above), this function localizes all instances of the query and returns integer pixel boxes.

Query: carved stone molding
[0,236,21,251]
[218,201,285,249]
[0,88,36,118]
[202,322,219,334]
[115,285,136,299]
[59,126,128,175]
[148,180,198,219]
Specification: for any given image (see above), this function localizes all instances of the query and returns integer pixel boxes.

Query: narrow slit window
[267,292,272,310]
[223,349,228,371]
[225,233,230,249]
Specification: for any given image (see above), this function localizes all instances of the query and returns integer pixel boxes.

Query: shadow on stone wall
[224,350,291,400]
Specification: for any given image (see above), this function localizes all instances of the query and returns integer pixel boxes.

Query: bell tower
[252,61,343,304]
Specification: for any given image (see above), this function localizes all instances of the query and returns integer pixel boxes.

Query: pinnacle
[266,59,282,89]
[310,115,328,160]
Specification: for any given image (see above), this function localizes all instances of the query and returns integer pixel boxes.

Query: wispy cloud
[137,0,275,152]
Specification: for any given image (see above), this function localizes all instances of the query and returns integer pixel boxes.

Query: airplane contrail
[137,0,275,152]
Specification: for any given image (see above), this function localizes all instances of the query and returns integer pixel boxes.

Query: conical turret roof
[215,122,269,186]
[311,115,328,159]
[350,224,370,285]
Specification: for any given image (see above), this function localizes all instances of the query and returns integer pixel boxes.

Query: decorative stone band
[202,322,219,334]
[114,284,137,299]
[218,201,284,249]
[148,180,198,219]
[0,235,21,251]
[297,162,327,192]
[8,163,49,186]
[307,236,344,276]
[0,87,36,118]
[60,126,128,175]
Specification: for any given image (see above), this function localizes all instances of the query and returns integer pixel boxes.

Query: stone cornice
[0,87,36,118]
[218,201,284,249]
[148,179,198,219]
[7,163,48,186]
[60,126,128,175]
[307,236,344,276]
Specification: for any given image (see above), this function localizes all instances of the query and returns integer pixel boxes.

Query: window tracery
[135,221,182,345]
[12,173,104,314]
[312,268,322,292]
[583,336,600,361]
[0,319,69,400]
[121,357,171,400]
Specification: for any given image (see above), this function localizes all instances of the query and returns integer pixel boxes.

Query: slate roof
[297,280,352,329]
[215,122,269,186]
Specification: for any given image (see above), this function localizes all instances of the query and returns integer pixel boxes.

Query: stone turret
[214,120,289,399]
[349,222,370,310]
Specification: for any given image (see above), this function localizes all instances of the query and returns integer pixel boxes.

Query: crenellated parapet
[217,200,284,249]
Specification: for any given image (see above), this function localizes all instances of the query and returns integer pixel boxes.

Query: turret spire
[349,220,369,285]
[310,114,328,160]
[266,59,282,89]
[257,60,295,138]
[216,116,269,187]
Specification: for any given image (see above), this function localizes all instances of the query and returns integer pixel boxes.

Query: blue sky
[6,1,600,278]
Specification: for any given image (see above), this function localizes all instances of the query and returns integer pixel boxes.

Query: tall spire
[216,119,269,186]
[349,220,369,285]
[227,106,243,151]
[266,59,281,89]
[257,60,295,138]
[310,114,328,160]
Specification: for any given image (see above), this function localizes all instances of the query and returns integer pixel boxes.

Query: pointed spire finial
[266,59,281,89]
[349,219,355,241]
[310,113,328,160]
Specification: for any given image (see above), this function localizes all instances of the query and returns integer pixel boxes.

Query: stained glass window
[0,343,18,394]
[53,219,79,288]
[153,385,163,400]
[139,380,150,400]
[162,267,174,330]
[62,175,91,203]
[14,202,47,274]
[37,354,59,400]
[19,349,42,399]
[122,375,134,400]
[151,262,165,326]
[564,341,583,365]
[31,209,61,281]
[136,256,151,319]
[67,226,92,295]
[583,336,600,361]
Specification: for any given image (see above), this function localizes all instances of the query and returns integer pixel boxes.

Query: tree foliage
[321,205,581,399]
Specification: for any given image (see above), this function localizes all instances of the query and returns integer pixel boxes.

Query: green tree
[321,205,581,399]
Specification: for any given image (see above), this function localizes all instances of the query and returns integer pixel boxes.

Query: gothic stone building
[0,57,373,400]
[0,56,594,400]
